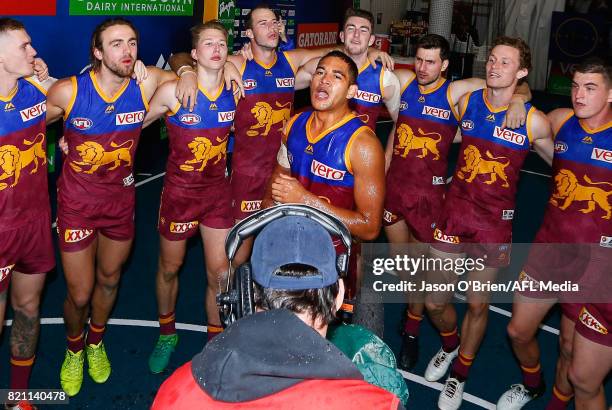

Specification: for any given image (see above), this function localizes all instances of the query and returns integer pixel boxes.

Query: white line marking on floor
[397,369,496,409]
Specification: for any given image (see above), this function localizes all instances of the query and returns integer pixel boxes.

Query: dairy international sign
[69,0,194,16]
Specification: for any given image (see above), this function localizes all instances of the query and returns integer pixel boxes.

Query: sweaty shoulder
[547,108,574,133]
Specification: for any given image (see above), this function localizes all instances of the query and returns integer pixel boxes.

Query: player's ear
[347,83,358,99]
[246,28,254,40]
[607,87,612,104]
[516,67,528,81]
[190,48,197,61]
[93,46,103,62]
[339,31,345,44]
[368,33,375,47]
[441,59,449,72]
[335,279,345,313]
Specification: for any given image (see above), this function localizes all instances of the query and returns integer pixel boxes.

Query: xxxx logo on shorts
[241,200,261,213]
[169,221,198,234]
[0,264,15,282]
[65,229,94,243]
[433,228,460,244]
[579,306,608,335]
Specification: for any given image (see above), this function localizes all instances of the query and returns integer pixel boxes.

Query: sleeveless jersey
[450,89,535,220]
[286,111,369,210]
[349,62,385,130]
[387,77,460,195]
[537,113,612,244]
[0,78,49,230]
[165,84,235,193]
[232,51,296,176]
[60,71,147,202]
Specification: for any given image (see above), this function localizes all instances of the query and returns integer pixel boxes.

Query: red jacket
[152,362,400,409]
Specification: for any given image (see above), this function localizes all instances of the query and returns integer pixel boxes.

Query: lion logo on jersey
[394,124,443,160]
[0,133,46,191]
[180,135,228,172]
[549,169,611,219]
[457,145,510,188]
[247,101,292,137]
[70,140,133,174]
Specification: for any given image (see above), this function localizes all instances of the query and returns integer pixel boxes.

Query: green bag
[328,324,409,407]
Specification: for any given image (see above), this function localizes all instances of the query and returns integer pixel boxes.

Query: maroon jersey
[534,113,612,244]
[59,71,147,203]
[0,77,49,231]
[387,78,460,195]
[232,52,296,176]
[164,84,236,194]
[448,89,535,223]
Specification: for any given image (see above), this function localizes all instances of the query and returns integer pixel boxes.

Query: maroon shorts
[519,245,610,321]
[57,196,135,252]
[0,211,54,292]
[576,303,612,347]
[230,171,268,220]
[158,184,233,241]
[384,186,443,243]
[431,197,512,268]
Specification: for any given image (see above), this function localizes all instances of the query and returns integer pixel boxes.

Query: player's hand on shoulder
[132,60,148,84]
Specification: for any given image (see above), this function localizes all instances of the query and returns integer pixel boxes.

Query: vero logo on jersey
[422,105,450,120]
[180,113,201,125]
[354,89,381,103]
[311,159,346,181]
[20,101,46,122]
[554,141,568,154]
[275,77,295,88]
[116,110,145,125]
[72,117,93,130]
[244,79,257,90]
[591,147,612,164]
[493,126,526,145]
[218,110,235,123]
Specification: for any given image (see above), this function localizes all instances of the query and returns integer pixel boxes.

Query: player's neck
[94,67,129,97]
[197,66,224,95]
[0,74,19,98]
[346,50,368,71]
[484,85,515,109]
[419,76,444,92]
[311,106,353,133]
[580,106,612,130]
[252,44,277,65]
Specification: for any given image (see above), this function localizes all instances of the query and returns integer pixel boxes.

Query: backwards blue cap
[251,216,338,289]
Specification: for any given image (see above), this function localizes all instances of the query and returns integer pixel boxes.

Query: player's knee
[159,259,182,280]
[568,363,594,394]
[67,291,91,310]
[558,333,574,361]
[425,300,446,316]
[467,302,489,318]
[11,295,41,317]
[507,320,533,345]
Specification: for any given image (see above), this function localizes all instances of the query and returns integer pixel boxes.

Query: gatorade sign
[297,23,339,49]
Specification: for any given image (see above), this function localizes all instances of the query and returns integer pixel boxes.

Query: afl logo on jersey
[461,120,474,130]
[554,141,568,154]
[399,101,408,111]
[180,113,201,125]
[72,117,93,130]
[244,79,257,90]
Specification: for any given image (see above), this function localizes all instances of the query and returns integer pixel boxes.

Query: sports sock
[450,350,473,381]
[159,311,176,336]
[85,321,106,346]
[545,385,572,410]
[440,327,460,353]
[403,310,423,336]
[67,331,85,353]
[207,324,223,342]
[521,362,543,391]
[9,354,35,389]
